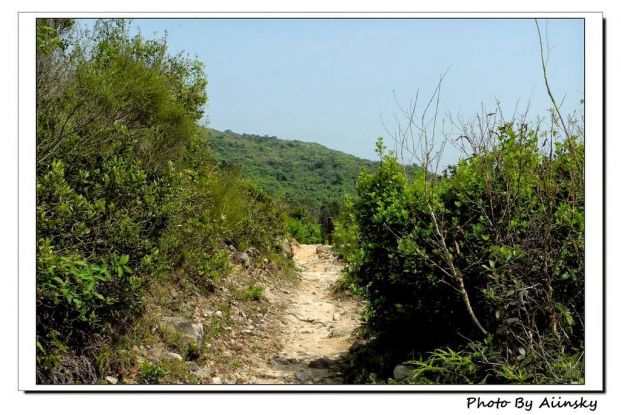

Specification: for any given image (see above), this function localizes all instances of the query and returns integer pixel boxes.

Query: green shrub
[344,125,584,383]
[332,196,363,266]
[139,361,167,384]
[395,340,584,385]
[242,285,264,301]
[35,19,292,384]
[285,208,322,243]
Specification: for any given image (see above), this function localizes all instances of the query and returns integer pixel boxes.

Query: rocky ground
[116,243,364,385]
[235,244,365,384]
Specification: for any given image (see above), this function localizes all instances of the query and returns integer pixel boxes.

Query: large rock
[263,287,277,303]
[159,316,204,347]
[393,364,416,382]
[315,245,331,259]
[281,239,293,258]
[308,357,338,369]
[275,238,293,258]
[237,252,251,268]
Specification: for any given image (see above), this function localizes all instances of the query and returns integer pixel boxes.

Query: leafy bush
[242,285,264,301]
[285,208,322,243]
[139,361,167,384]
[344,124,584,384]
[159,145,287,290]
[36,20,292,383]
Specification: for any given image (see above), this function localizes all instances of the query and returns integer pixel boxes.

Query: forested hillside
[209,128,379,215]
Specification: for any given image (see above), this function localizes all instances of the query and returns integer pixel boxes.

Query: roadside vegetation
[333,77,584,384]
[36,18,293,384]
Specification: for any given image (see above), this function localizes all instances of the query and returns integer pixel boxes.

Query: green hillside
[207,128,379,215]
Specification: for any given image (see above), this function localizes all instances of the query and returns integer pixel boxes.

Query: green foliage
[332,196,363,266]
[208,128,391,239]
[395,340,583,385]
[209,129,379,212]
[185,342,201,361]
[35,19,290,384]
[398,347,483,385]
[285,208,323,244]
[139,361,167,384]
[242,285,264,302]
[344,125,584,384]
[159,144,287,290]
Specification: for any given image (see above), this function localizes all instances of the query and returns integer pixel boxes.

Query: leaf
[51,276,65,286]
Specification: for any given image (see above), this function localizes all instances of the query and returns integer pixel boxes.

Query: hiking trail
[237,244,364,384]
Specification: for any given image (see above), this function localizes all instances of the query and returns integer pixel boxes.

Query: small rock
[308,357,338,369]
[278,239,293,258]
[295,314,316,323]
[159,316,205,347]
[105,376,118,385]
[164,352,184,361]
[315,245,332,259]
[393,364,416,381]
[237,252,251,268]
[263,287,277,303]
[224,374,238,384]
[211,376,223,384]
[186,361,200,371]
[272,354,298,365]
[332,313,341,321]
[295,371,311,382]
[195,367,213,379]
[150,344,166,360]
[215,310,223,318]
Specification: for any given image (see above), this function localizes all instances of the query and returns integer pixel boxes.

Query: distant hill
[207,128,379,215]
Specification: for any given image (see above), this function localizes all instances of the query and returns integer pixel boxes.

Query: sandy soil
[237,244,364,384]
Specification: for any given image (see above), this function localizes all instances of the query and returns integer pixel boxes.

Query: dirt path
[239,244,364,384]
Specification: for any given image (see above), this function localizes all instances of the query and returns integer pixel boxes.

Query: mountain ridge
[207,127,380,215]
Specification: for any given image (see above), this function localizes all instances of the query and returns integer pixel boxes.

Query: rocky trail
[237,244,365,384]
[125,243,364,385]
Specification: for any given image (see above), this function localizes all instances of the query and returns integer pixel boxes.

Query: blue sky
[96,18,584,165]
